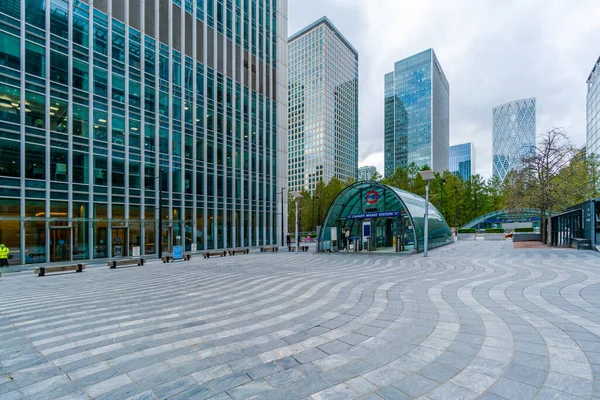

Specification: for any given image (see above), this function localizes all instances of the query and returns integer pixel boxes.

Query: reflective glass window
[0,33,20,71]
[25,42,45,78]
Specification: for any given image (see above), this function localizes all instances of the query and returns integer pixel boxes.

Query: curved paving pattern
[1,241,600,399]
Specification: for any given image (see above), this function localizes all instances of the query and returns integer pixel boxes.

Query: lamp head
[419,170,436,182]
[293,191,303,200]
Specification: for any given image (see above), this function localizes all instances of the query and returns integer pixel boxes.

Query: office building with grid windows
[449,143,475,182]
[587,56,600,157]
[357,165,377,181]
[384,49,449,177]
[492,98,536,181]
[0,0,288,265]
[287,17,358,194]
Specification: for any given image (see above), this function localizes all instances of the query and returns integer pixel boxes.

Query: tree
[520,129,577,243]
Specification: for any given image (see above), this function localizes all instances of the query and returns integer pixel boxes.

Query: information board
[173,245,183,259]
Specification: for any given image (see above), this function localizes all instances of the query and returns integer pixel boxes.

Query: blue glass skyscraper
[384,49,449,177]
[492,98,536,181]
[587,56,600,156]
[450,143,476,182]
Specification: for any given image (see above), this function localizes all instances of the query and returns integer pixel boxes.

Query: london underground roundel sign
[365,190,380,205]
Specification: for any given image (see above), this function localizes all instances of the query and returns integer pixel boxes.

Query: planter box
[484,233,505,241]
[513,233,541,242]
[458,233,476,241]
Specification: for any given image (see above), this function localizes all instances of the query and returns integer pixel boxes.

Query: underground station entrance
[317,182,453,254]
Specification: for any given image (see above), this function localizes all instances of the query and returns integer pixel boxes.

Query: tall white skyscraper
[288,17,359,193]
[492,98,536,181]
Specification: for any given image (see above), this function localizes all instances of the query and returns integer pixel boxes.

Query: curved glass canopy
[318,181,453,253]
[461,208,541,230]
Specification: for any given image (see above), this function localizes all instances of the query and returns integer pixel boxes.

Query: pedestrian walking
[0,244,10,267]
[345,229,350,252]
[286,233,291,247]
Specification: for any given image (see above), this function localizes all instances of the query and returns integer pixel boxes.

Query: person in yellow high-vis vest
[0,244,9,267]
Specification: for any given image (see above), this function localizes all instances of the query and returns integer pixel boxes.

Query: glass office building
[449,143,475,182]
[0,0,288,265]
[492,98,536,181]
[358,165,377,181]
[384,49,449,177]
[587,56,600,156]
[288,17,358,194]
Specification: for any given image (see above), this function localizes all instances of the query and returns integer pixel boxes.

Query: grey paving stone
[318,340,351,355]
[167,384,215,400]
[312,383,357,400]
[489,377,538,400]
[376,385,411,400]
[227,380,273,399]
[503,363,546,387]
[246,362,283,380]
[208,372,251,393]
[419,361,460,383]
[338,360,377,379]
[276,357,300,370]
[95,382,145,400]
[292,348,328,364]
[124,390,159,400]
[392,373,438,397]
[152,376,198,399]
[139,368,183,389]
[345,376,378,395]
[288,375,330,398]
[363,366,404,387]
[257,387,297,400]
[265,368,306,387]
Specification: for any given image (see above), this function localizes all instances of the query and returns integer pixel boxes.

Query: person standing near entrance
[0,244,10,267]
[286,233,291,248]
[345,229,350,252]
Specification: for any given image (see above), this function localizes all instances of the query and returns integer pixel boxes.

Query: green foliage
[514,227,534,233]
[485,228,505,233]
[458,228,476,233]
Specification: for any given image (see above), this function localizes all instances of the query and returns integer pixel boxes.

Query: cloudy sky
[288,0,600,178]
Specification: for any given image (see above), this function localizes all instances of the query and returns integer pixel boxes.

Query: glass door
[161,226,173,254]
[50,227,72,262]
[111,227,128,257]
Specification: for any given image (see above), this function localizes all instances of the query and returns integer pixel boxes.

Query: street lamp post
[440,178,446,215]
[157,171,163,259]
[293,192,303,254]
[280,187,286,247]
[312,194,319,232]
[419,170,436,257]
[454,185,459,236]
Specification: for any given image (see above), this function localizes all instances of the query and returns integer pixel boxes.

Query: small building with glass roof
[317,181,453,253]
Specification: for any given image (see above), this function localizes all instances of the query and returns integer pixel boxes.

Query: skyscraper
[587,56,600,156]
[0,0,288,265]
[449,143,476,182]
[358,166,378,181]
[288,17,358,193]
[384,49,449,177]
[492,98,536,181]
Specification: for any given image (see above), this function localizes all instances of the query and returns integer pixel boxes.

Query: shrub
[514,227,534,233]
[485,228,504,234]
[457,228,476,234]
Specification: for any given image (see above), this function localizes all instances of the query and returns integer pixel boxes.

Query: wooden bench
[288,245,309,252]
[161,255,173,263]
[227,248,250,256]
[34,264,85,277]
[260,246,278,252]
[203,251,227,259]
[183,253,192,261]
[108,258,145,269]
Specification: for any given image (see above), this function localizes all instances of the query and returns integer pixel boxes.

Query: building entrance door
[161,226,173,254]
[50,227,72,262]
[111,227,129,257]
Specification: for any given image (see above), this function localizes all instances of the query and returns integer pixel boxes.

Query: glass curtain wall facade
[492,98,536,181]
[449,143,475,182]
[358,165,377,181]
[288,17,358,194]
[384,49,449,177]
[0,0,288,265]
[587,56,600,156]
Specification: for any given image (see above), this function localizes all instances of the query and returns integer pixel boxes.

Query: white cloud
[359,151,384,176]
[289,0,600,179]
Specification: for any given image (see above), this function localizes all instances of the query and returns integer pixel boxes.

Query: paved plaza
[1,241,600,399]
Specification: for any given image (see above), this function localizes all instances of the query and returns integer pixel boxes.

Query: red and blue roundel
[365,190,380,205]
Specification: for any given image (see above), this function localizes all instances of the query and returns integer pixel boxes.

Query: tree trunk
[540,209,546,244]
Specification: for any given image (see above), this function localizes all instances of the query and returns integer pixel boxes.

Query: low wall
[458,234,476,241]
[513,233,541,242]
